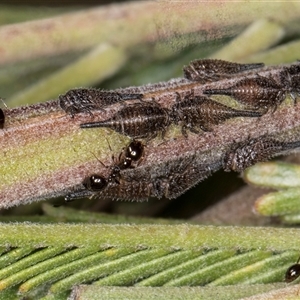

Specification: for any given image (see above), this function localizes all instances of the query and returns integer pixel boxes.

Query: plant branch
[1,62,300,208]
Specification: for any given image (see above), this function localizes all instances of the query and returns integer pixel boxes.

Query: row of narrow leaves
[0,223,299,299]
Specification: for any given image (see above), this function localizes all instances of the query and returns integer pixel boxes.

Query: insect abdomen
[80,102,170,139]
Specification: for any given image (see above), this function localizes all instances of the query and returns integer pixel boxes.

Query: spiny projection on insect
[59,88,143,117]
[183,59,264,83]
[65,140,145,201]
[223,136,300,173]
[170,93,262,136]
[203,75,286,112]
[80,101,170,140]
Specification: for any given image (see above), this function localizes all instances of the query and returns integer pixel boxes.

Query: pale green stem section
[210,19,285,61]
[245,40,300,65]
[8,43,127,106]
[66,284,286,300]
[41,203,186,225]
[246,160,300,221]
[255,188,300,216]
[0,2,299,65]
[281,214,300,224]
[238,285,300,300]
[244,162,300,189]
[1,224,300,251]
[0,127,128,189]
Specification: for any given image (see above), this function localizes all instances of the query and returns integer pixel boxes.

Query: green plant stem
[41,204,185,224]
[1,63,300,208]
[0,224,299,251]
[66,284,286,300]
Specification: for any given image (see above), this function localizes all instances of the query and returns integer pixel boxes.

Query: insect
[107,139,145,184]
[88,179,153,202]
[223,136,300,172]
[163,159,222,199]
[183,59,264,83]
[285,256,300,283]
[203,75,285,112]
[65,175,152,202]
[65,153,222,202]
[64,140,145,201]
[59,88,143,117]
[110,153,222,200]
[170,93,262,137]
[80,101,171,140]
[0,108,4,129]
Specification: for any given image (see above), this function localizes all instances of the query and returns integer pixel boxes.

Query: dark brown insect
[223,136,300,172]
[59,88,143,117]
[283,62,300,76]
[0,108,4,129]
[285,256,300,283]
[162,159,222,199]
[103,153,222,201]
[170,93,262,137]
[80,101,170,140]
[65,154,222,202]
[65,174,152,202]
[89,179,152,202]
[183,59,264,83]
[107,140,145,184]
[203,75,285,112]
[65,141,145,201]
